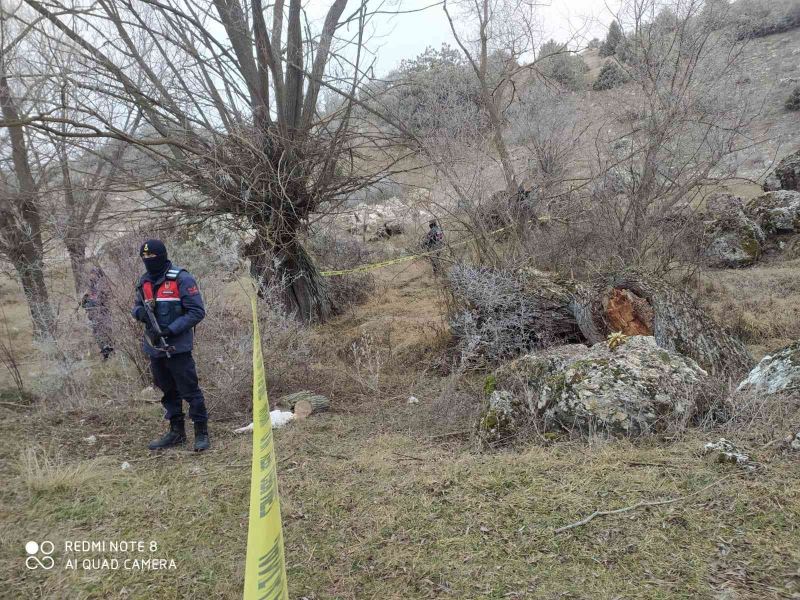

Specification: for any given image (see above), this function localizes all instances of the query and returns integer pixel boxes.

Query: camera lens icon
[25,541,55,570]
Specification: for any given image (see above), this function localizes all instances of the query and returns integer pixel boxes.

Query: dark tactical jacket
[132,264,205,357]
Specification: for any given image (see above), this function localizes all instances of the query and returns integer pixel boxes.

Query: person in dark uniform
[81,266,114,360]
[422,219,445,274]
[131,239,210,451]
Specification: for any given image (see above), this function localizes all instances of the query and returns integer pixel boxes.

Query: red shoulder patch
[187,285,199,295]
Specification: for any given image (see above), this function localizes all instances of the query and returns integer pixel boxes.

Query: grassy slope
[2,28,800,600]
[2,259,800,599]
[2,402,799,599]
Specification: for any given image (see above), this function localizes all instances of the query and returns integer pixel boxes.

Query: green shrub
[599,21,623,57]
[538,40,588,91]
[787,86,800,111]
[592,62,628,91]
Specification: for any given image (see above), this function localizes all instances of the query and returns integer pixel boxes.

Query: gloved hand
[145,325,170,343]
[136,306,150,323]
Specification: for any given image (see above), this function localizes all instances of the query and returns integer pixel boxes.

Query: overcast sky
[323,0,624,76]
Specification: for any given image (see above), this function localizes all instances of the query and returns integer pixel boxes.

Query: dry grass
[2,256,800,599]
[1,400,799,599]
[698,259,800,358]
[18,445,110,496]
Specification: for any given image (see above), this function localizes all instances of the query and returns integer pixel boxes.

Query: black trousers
[150,352,208,423]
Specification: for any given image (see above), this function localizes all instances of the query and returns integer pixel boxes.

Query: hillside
[3,13,800,600]
[3,253,800,598]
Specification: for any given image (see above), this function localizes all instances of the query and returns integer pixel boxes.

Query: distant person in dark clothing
[81,266,114,360]
[422,219,445,274]
[131,239,210,452]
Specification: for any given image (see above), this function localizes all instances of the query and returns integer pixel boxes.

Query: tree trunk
[567,271,752,375]
[598,272,753,375]
[452,266,753,375]
[280,390,330,419]
[13,254,55,340]
[66,238,87,295]
[0,74,54,339]
[244,231,332,323]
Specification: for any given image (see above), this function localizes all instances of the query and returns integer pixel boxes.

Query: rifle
[136,289,176,357]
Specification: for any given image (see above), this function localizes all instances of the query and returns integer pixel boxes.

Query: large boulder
[745,190,800,236]
[703,210,765,268]
[763,150,800,192]
[478,336,708,444]
[737,341,800,395]
[699,193,764,268]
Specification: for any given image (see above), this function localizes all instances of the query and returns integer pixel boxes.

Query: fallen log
[448,266,753,375]
[279,390,330,419]
[597,272,752,375]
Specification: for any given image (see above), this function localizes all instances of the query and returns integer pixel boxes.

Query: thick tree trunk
[598,272,752,375]
[451,266,753,375]
[568,272,753,375]
[244,232,332,323]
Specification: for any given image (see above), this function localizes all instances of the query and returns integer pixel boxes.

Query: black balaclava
[140,239,169,277]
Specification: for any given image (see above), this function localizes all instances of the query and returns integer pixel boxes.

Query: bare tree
[441,0,588,194]
[16,0,392,322]
[0,6,55,338]
[587,0,758,271]
[48,80,143,293]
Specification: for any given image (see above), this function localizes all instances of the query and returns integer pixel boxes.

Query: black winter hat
[140,239,169,275]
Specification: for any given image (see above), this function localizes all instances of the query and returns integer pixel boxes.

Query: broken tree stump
[448,265,753,374]
[601,272,752,375]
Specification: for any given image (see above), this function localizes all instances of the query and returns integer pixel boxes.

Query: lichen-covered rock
[702,438,751,467]
[737,340,800,395]
[745,190,800,235]
[763,171,783,192]
[763,150,800,192]
[477,390,524,446]
[703,210,765,268]
[484,336,708,440]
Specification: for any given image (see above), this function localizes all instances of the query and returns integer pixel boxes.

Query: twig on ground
[392,452,424,461]
[554,474,735,534]
[0,401,30,408]
[429,429,471,439]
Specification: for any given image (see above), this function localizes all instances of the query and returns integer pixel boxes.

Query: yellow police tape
[320,251,429,276]
[318,217,550,278]
[243,292,289,600]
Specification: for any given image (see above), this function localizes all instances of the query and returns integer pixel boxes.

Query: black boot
[194,421,210,452]
[148,417,186,450]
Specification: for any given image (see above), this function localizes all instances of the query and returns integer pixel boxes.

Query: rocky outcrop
[478,336,708,444]
[697,193,764,268]
[763,150,800,192]
[737,340,800,395]
[745,190,800,236]
[705,192,745,215]
[703,210,765,268]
